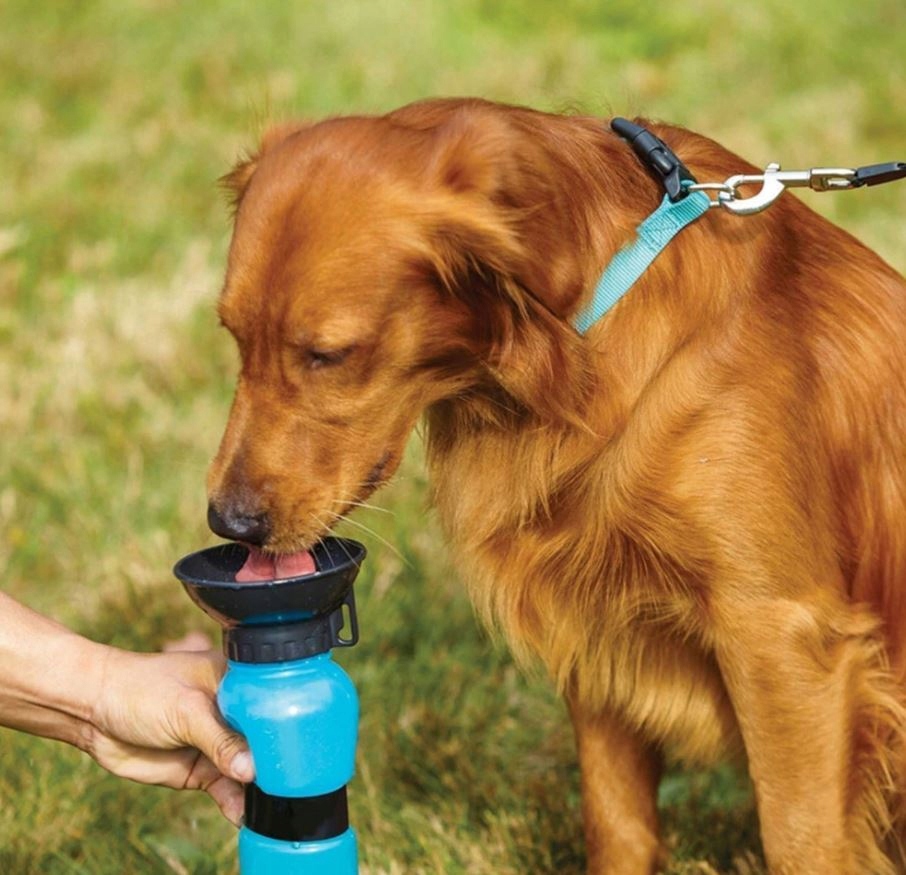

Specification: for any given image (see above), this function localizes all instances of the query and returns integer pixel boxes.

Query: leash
[574,118,906,335]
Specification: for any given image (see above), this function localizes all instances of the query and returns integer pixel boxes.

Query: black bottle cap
[224,592,358,663]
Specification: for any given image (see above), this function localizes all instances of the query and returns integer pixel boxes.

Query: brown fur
[207,98,906,873]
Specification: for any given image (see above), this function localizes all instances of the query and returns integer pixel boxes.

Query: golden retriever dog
[205,98,906,874]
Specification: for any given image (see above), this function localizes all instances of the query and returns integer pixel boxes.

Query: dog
[205,98,906,874]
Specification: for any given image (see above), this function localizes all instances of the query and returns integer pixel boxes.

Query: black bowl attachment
[173,537,366,663]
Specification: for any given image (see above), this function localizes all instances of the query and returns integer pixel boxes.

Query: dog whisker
[308,511,338,540]
[309,511,358,564]
[332,489,394,520]
[330,498,395,516]
[334,515,409,567]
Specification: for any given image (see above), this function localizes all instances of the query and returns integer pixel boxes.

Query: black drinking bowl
[173,537,367,628]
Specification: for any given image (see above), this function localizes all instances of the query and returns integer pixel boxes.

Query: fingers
[176,648,226,691]
[81,645,253,826]
[162,631,214,653]
[92,736,208,787]
[93,737,247,826]
[179,698,255,784]
[182,750,246,827]
[155,652,253,784]
[202,772,246,827]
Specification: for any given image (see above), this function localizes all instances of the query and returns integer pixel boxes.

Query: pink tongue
[235,547,316,582]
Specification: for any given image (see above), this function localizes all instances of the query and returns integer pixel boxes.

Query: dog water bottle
[174,537,366,874]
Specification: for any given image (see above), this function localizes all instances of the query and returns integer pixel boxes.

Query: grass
[0,1,903,872]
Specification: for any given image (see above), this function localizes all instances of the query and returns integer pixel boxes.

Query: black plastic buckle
[611,117,698,203]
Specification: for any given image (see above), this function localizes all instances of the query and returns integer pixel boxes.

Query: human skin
[0,591,253,824]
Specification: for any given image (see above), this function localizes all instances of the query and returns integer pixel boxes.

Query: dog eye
[305,346,354,370]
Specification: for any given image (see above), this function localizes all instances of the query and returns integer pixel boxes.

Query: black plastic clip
[329,588,359,648]
[852,162,906,188]
[610,117,698,203]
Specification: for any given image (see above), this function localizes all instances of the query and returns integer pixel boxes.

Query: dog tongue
[235,547,316,582]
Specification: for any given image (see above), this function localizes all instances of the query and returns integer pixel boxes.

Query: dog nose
[207,502,271,546]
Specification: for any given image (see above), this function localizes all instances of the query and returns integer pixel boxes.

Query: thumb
[184,703,255,784]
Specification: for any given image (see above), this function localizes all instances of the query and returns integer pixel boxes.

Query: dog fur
[207,98,906,873]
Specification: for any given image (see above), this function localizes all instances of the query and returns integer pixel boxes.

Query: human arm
[0,591,253,824]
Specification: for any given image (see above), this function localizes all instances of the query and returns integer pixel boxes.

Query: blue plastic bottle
[220,652,359,873]
[174,537,366,875]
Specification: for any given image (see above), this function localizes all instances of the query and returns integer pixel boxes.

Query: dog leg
[712,597,898,875]
[569,699,663,874]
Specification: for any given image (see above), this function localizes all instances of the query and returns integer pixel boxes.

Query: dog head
[206,100,606,553]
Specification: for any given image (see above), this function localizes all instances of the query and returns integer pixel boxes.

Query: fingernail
[230,751,254,781]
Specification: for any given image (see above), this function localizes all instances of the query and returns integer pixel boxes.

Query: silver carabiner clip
[688,164,859,216]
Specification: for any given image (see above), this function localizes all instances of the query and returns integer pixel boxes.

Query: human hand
[0,594,251,823]
[84,644,254,825]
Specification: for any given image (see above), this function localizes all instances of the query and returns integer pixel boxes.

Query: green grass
[0,1,903,872]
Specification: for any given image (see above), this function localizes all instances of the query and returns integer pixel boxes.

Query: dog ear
[486,278,593,428]
[423,214,589,426]
[220,121,312,210]
[427,108,514,197]
[424,113,593,425]
[432,235,592,425]
[428,108,599,314]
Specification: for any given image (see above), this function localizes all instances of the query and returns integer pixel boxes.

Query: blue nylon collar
[574,189,711,335]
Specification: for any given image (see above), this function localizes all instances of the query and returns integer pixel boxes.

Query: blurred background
[0,2,903,872]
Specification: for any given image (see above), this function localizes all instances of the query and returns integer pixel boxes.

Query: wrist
[57,633,109,726]
[0,593,105,744]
